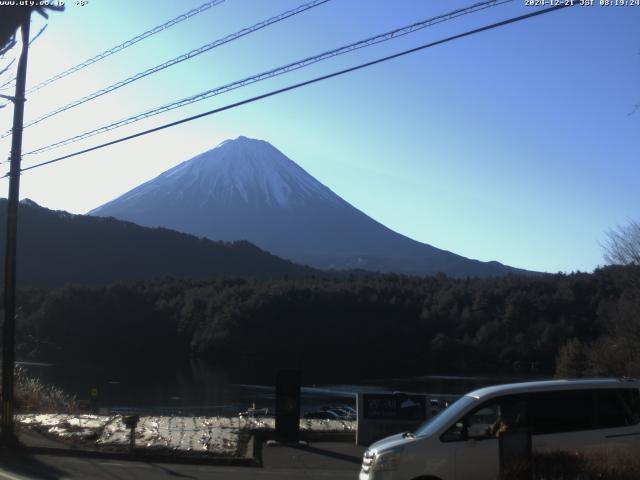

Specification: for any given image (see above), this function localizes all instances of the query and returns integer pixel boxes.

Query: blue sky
[0,0,638,273]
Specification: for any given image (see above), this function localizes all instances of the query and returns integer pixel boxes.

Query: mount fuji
[89,136,532,277]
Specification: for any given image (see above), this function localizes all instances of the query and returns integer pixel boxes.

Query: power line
[25,0,226,95]
[0,0,331,139]
[21,0,513,157]
[0,59,16,84]
[29,24,48,45]
[0,36,16,58]
[8,2,575,178]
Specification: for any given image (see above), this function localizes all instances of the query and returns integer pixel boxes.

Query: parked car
[238,407,270,418]
[321,406,356,420]
[359,378,640,480]
[305,410,343,420]
[337,405,357,417]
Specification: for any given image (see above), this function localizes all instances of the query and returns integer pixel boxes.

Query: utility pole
[2,9,31,447]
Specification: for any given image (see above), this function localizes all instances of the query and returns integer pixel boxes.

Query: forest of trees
[4,264,639,381]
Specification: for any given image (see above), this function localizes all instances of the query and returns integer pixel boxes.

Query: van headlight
[371,446,403,472]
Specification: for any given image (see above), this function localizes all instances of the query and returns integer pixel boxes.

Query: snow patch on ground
[17,414,356,457]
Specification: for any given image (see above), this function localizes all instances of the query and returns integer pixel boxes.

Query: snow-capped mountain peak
[130,136,339,209]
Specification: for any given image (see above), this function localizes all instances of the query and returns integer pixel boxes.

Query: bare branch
[603,219,640,266]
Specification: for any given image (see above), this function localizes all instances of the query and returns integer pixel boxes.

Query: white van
[359,378,640,480]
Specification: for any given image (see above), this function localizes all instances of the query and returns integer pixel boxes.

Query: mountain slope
[90,136,534,277]
[0,199,315,287]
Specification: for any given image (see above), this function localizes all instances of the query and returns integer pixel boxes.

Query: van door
[454,435,499,480]
[442,400,500,480]
[442,395,524,480]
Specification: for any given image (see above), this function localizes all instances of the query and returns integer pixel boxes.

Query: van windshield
[415,395,476,437]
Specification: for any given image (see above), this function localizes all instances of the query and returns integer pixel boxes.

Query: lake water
[18,360,542,415]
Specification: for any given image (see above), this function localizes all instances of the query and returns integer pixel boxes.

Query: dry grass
[9,366,78,413]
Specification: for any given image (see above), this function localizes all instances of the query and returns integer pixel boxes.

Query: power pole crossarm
[2,9,31,447]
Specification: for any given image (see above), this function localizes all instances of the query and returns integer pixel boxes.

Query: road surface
[0,441,365,480]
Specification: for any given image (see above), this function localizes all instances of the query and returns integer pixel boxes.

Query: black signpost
[275,369,301,443]
[123,414,140,454]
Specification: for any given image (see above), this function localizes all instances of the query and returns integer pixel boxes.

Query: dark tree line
[0,200,315,288]
[3,265,638,380]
